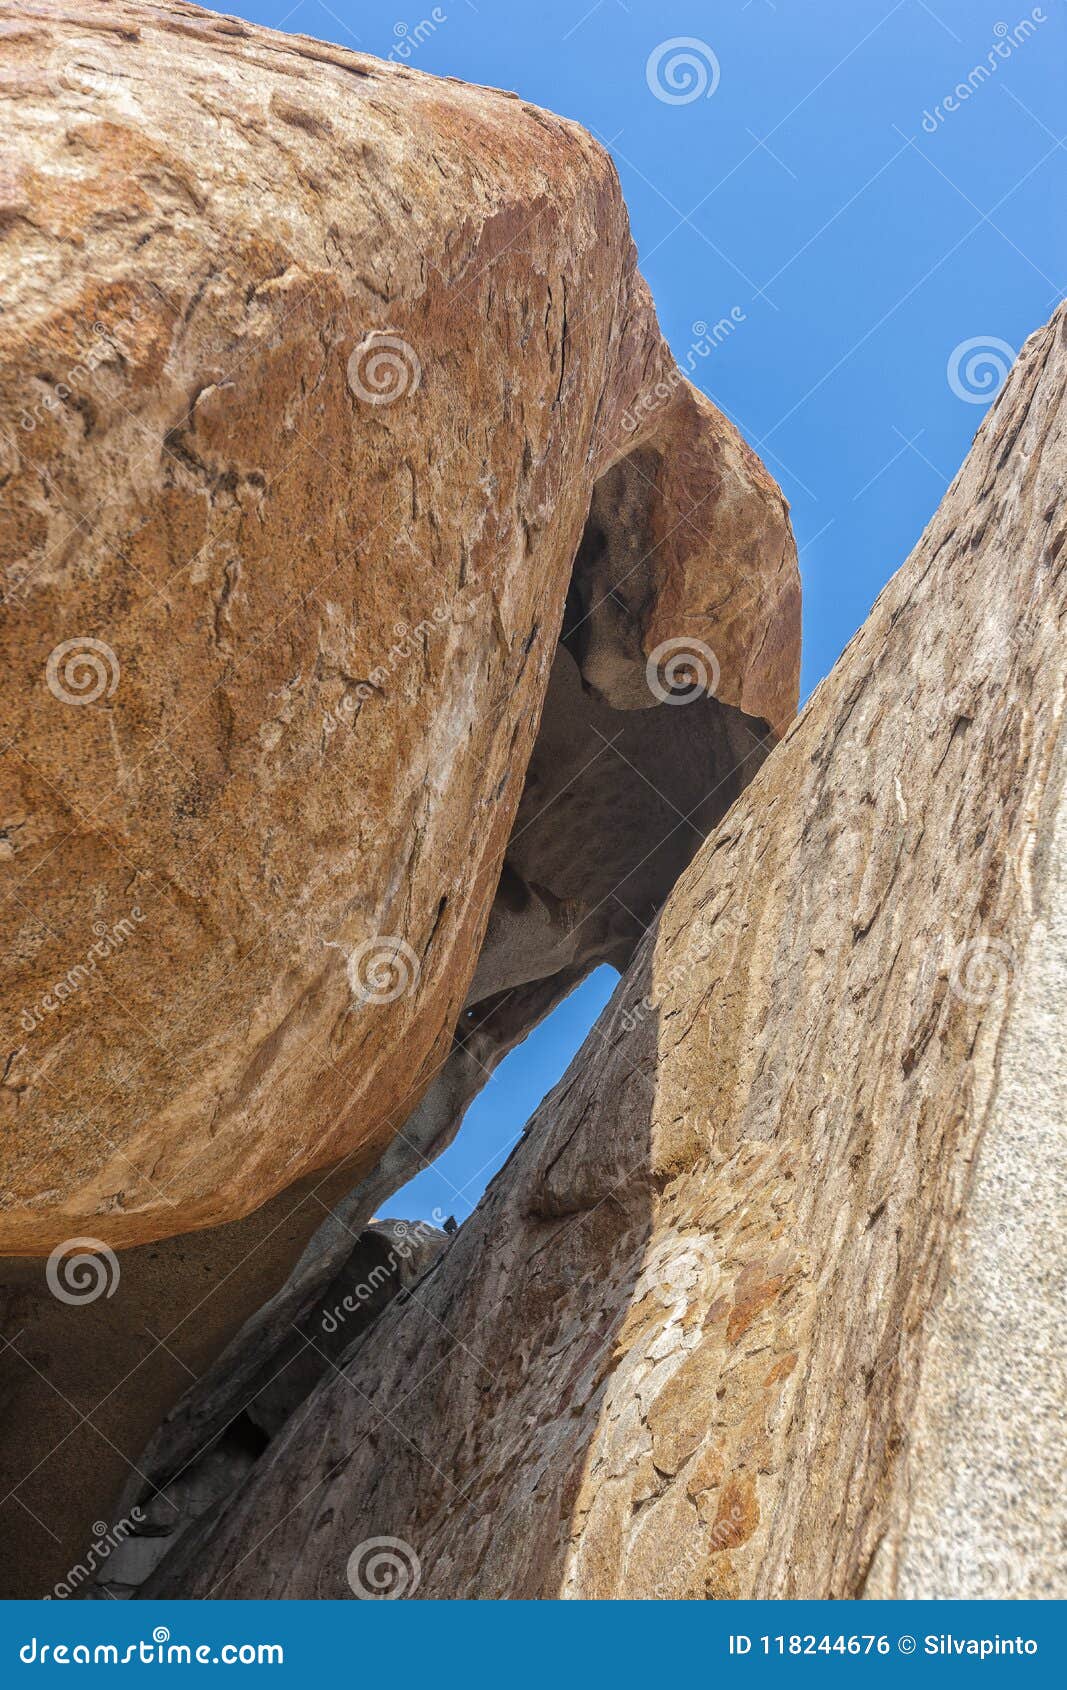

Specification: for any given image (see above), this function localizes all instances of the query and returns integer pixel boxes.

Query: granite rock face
[155,306,1066,1600]
[0,1,800,1598]
[88,1217,448,1598]
[0,0,798,1256]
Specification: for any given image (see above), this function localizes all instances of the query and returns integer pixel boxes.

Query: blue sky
[233,0,1065,1223]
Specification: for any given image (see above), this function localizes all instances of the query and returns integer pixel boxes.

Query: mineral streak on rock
[0,0,797,1257]
[154,306,1066,1599]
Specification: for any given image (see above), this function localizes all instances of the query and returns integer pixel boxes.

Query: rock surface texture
[0,1,799,1598]
[0,0,797,1254]
[156,306,1067,1600]
[91,1217,448,1597]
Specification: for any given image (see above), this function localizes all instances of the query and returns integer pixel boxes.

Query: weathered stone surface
[156,305,1066,1599]
[0,0,800,1600]
[0,1172,349,1599]
[0,0,799,1256]
[866,767,1067,1598]
[89,1217,448,1597]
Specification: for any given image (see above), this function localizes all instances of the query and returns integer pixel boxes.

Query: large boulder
[0,0,798,1256]
[0,0,799,1598]
[153,305,1066,1599]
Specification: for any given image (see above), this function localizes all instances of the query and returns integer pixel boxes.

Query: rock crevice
[142,304,1066,1601]
[0,0,797,1598]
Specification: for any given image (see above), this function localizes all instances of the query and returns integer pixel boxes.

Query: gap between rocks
[88,447,775,1595]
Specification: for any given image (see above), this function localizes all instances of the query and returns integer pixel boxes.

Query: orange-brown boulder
[0,0,798,1255]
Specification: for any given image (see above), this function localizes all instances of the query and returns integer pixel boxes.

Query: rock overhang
[0,0,799,1255]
